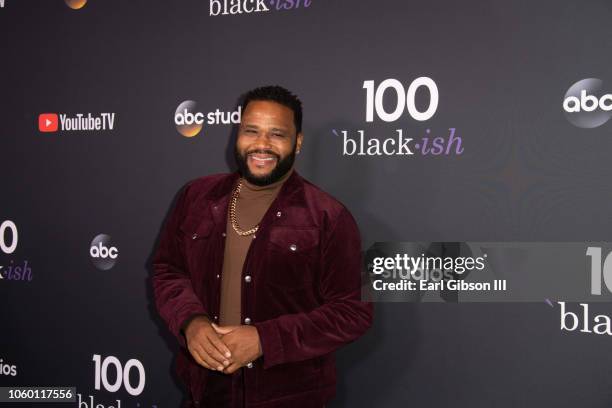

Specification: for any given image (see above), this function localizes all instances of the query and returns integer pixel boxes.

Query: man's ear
[296,132,303,153]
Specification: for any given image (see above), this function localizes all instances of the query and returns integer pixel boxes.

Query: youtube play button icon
[38,113,59,132]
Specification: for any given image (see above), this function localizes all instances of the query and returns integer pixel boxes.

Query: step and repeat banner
[2,0,612,407]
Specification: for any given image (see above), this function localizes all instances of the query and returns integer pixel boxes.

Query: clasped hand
[184,316,262,374]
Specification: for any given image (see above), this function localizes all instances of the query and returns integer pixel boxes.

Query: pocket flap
[268,227,319,252]
[180,216,214,239]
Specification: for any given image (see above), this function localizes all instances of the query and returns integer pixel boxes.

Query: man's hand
[183,316,233,371]
[212,323,263,374]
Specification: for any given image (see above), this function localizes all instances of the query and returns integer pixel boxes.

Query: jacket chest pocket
[180,215,214,241]
[179,216,215,274]
[264,227,319,290]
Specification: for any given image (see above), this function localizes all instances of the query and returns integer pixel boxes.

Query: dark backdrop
[1,1,612,407]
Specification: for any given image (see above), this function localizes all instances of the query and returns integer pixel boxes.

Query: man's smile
[248,153,278,169]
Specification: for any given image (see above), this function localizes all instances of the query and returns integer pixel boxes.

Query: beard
[234,141,297,187]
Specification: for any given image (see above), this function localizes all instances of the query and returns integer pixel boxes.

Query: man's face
[235,100,303,186]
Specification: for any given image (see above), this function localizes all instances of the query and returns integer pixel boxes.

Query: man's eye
[272,133,284,137]
[245,129,256,133]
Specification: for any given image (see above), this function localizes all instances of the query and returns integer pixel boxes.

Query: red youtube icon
[39,113,59,132]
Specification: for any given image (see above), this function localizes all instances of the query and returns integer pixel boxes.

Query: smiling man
[152,85,373,408]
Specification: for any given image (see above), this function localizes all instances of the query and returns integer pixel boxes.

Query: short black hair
[240,85,303,134]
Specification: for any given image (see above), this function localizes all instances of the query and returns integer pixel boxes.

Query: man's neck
[241,167,294,192]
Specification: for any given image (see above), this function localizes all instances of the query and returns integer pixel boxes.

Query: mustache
[245,149,280,159]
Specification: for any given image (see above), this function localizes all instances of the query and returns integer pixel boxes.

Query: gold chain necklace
[229,179,259,236]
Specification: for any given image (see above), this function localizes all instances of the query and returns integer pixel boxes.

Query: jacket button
[244,275,252,283]
[246,362,253,369]
[276,211,282,217]
[244,317,251,325]
[214,315,218,321]
[216,274,220,279]
[290,244,297,251]
[222,232,226,237]
[192,233,198,240]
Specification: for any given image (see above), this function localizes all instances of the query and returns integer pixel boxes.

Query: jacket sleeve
[152,183,209,349]
[254,207,374,368]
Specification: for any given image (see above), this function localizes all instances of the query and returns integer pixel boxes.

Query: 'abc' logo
[175,100,203,137]
[563,78,612,128]
[90,234,118,270]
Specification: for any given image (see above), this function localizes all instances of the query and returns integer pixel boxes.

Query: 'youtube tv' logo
[36,111,116,133]
[39,113,59,132]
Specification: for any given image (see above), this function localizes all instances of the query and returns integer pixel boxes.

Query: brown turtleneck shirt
[219,167,294,326]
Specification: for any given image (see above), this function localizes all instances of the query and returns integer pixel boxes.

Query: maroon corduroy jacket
[152,170,373,407]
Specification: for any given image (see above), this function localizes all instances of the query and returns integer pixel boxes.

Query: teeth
[250,155,275,162]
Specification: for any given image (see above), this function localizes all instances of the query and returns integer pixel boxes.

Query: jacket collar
[209,169,308,227]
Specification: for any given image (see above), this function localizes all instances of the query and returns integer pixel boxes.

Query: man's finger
[212,323,240,335]
[208,332,232,359]
[203,337,231,367]
[194,342,224,371]
[195,336,227,368]
[201,349,225,371]
[189,345,210,369]
[199,359,213,370]
[223,362,241,374]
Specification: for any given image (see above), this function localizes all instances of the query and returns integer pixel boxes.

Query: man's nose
[252,132,273,149]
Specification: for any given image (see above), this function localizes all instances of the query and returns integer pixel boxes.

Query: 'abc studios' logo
[174,100,241,137]
[563,78,612,128]
[90,234,118,270]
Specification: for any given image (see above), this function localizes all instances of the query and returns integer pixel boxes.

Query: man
[152,85,373,408]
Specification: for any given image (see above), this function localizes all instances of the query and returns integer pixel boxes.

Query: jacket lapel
[208,169,314,230]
